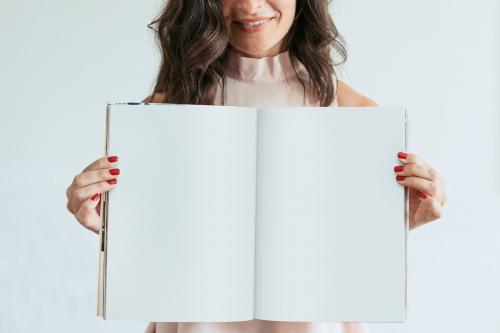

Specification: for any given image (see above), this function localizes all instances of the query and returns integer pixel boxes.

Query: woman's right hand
[66,155,121,234]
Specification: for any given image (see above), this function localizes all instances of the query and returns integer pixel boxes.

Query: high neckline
[223,48,307,83]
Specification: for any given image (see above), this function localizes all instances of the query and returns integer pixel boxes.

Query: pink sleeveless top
[145,49,370,333]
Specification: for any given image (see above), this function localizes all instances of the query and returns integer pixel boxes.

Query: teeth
[241,18,270,26]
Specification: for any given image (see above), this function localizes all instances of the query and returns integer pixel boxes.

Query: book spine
[404,107,409,320]
[97,103,111,318]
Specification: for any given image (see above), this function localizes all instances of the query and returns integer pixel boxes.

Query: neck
[230,41,286,58]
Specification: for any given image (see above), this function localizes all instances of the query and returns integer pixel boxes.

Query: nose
[237,0,264,15]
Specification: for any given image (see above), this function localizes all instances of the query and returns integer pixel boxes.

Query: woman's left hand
[394,151,447,230]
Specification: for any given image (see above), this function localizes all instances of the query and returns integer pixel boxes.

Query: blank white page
[254,107,407,322]
[105,103,257,321]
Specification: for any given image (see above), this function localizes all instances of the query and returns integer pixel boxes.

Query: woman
[65,0,447,332]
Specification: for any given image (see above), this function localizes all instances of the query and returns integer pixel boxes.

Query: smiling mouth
[234,17,274,27]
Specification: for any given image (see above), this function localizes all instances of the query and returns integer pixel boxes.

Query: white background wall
[1,0,499,332]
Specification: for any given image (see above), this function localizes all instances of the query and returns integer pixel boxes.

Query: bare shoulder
[336,79,378,107]
[141,92,167,103]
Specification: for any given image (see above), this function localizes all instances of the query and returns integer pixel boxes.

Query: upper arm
[141,92,167,103]
[336,79,379,107]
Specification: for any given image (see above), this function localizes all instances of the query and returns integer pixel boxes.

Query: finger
[68,178,118,215]
[69,178,117,214]
[397,151,430,168]
[67,156,119,199]
[67,196,99,216]
[418,191,444,220]
[397,173,447,206]
[396,175,439,198]
[393,163,439,182]
[72,167,121,189]
[82,155,119,173]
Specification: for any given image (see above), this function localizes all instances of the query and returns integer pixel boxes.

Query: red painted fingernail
[396,175,406,181]
[394,165,404,172]
[107,178,117,185]
[90,193,100,201]
[398,152,407,159]
[109,168,120,175]
[419,192,428,199]
[107,156,119,163]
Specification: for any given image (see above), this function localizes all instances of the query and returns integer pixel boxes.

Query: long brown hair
[147,0,347,106]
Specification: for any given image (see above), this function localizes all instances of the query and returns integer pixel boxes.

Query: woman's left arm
[336,79,447,230]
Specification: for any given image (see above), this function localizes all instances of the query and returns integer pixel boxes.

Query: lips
[234,17,274,27]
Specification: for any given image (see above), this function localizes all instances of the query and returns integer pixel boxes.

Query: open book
[97,103,408,322]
